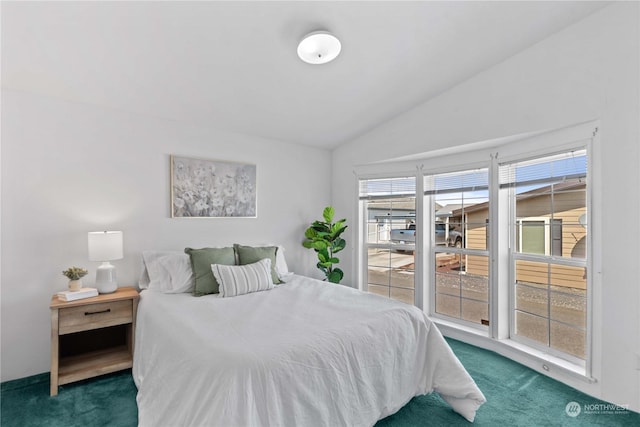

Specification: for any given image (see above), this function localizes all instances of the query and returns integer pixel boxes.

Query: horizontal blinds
[500,150,587,188]
[359,177,415,200]
[423,168,488,195]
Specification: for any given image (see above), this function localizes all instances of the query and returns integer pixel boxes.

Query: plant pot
[68,280,82,292]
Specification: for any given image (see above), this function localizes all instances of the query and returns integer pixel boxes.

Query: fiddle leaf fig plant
[302,206,347,284]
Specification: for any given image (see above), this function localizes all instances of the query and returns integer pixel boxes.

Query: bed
[133,256,485,427]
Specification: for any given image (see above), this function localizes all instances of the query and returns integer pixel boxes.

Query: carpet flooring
[2,338,638,426]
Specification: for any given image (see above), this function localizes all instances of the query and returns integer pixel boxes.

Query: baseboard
[1,372,49,392]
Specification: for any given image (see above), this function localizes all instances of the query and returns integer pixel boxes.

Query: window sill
[431,317,597,385]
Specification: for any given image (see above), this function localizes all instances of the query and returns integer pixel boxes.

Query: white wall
[332,3,639,411]
[0,90,331,381]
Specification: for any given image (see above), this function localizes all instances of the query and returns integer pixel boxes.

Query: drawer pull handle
[85,309,111,316]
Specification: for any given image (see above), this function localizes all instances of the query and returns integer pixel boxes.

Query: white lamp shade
[297,31,341,65]
[88,231,123,261]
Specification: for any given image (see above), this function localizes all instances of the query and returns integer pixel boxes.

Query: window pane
[427,167,489,328]
[390,287,414,306]
[549,264,586,330]
[361,176,417,306]
[515,311,549,346]
[436,253,462,297]
[436,293,461,318]
[462,299,489,324]
[511,152,587,261]
[391,259,414,290]
[366,247,415,305]
[514,255,587,358]
[550,264,587,292]
[550,321,585,359]
[463,255,489,302]
[364,198,416,245]
[549,290,586,328]
[435,253,488,325]
[515,282,548,318]
[515,259,548,287]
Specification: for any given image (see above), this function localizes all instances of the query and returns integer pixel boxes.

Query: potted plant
[302,206,347,284]
[62,267,88,291]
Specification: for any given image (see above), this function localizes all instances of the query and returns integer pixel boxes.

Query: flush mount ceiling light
[297,31,341,65]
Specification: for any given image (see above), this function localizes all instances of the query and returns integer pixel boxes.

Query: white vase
[68,279,82,292]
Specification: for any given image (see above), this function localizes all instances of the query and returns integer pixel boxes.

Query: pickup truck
[390,223,463,247]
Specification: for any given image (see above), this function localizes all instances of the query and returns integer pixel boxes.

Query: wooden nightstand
[49,287,139,396]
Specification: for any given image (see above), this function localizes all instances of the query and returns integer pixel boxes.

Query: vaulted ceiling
[1,1,610,149]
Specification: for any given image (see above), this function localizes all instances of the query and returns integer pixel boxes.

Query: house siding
[464,186,586,290]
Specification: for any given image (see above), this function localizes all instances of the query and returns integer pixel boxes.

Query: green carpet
[2,338,638,426]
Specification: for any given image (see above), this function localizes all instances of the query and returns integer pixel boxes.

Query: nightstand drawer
[59,300,132,335]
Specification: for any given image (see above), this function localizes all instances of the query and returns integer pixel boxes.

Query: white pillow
[274,245,290,278]
[212,258,274,298]
[141,251,194,293]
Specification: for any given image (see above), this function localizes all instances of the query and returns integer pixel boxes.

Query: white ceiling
[1,1,610,149]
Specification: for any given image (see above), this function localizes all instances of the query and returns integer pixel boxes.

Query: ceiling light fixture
[297,31,341,65]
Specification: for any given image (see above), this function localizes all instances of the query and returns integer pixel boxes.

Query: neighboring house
[451,182,587,290]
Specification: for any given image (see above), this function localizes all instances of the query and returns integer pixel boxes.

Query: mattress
[133,274,485,426]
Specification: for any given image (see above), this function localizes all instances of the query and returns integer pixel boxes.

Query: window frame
[505,150,589,367]
[424,166,491,331]
[357,174,420,306]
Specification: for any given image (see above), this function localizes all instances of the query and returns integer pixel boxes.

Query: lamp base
[95,262,118,294]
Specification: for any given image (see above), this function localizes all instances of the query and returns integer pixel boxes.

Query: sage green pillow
[185,247,236,296]
[233,244,282,284]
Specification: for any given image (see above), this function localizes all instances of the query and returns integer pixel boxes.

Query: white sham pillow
[274,245,290,278]
[141,251,194,293]
[212,258,274,298]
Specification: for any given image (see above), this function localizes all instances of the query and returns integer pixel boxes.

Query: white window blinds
[359,177,416,200]
[499,150,587,188]
[423,169,489,196]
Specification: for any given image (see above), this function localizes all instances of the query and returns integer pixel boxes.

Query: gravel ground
[367,254,586,359]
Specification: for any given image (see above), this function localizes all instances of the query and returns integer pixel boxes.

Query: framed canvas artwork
[170,155,257,218]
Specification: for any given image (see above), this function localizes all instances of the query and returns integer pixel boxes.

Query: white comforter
[133,275,485,426]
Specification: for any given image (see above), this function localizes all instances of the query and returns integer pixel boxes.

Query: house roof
[450,181,586,216]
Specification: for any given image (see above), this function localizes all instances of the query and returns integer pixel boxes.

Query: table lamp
[88,231,123,294]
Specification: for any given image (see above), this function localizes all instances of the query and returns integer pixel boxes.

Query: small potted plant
[62,267,88,291]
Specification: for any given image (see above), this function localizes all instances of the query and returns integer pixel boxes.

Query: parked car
[436,223,463,247]
[390,223,416,244]
[390,223,463,247]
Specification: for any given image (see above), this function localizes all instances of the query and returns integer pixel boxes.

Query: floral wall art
[171,155,257,218]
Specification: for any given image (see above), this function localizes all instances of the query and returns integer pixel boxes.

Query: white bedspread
[133,275,485,426]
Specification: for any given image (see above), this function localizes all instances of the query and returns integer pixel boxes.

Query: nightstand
[49,287,139,396]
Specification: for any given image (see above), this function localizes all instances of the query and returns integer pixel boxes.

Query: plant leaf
[322,206,335,223]
[327,268,344,283]
[313,241,328,251]
[332,238,346,253]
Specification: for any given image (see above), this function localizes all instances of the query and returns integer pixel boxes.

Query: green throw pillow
[233,244,282,284]
[185,247,236,296]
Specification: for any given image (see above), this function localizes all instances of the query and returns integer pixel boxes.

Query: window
[356,123,594,370]
[501,150,588,360]
[359,177,416,305]
[425,168,490,327]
